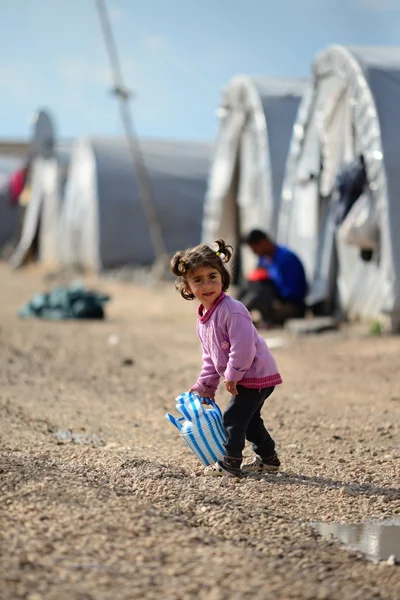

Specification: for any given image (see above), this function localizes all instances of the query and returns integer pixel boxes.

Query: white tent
[279,45,400,332]
[10,143,70,268]
[202,76,306,275]
[60,137,211,271]
[8,110,71,268]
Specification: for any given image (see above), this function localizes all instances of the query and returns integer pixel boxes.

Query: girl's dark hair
[170,239,233,300]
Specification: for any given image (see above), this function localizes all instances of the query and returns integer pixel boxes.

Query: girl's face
[186,266,223,309]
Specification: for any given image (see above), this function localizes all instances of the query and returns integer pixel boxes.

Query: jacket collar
[198,291,226,324]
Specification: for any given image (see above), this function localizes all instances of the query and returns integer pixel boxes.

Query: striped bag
[165,392,226,466]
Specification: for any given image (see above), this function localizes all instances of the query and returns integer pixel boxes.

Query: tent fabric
[278,45,400,331]
[60,137,211,271]
[202,76,307,266]
[10,144,70,268]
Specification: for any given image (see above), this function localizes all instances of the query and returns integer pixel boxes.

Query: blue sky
[0,0,399,142]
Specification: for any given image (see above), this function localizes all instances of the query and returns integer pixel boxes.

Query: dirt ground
[0,263,399,600]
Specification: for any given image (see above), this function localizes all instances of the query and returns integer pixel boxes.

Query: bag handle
[165,414,185,430]
[175,392,223,422]
[189,392,223,419]
[203,398,223,419]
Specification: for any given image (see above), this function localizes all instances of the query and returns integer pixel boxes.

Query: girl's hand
[224,380,238,395]
[200,397,213,405]
[190,388,214,403]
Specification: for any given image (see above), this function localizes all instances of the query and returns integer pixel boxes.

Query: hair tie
[216,251,221,257]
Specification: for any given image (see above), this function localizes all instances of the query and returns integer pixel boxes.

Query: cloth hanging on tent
[9,168,28,206]
[18,283,110,320]
[338,190,379,252]
[19,184,32,207]
[334,156,367,226]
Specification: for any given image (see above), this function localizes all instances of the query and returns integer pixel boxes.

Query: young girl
[170,239,283,477]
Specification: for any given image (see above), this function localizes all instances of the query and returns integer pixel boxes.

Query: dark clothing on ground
[223,385,276,460]
[18,285,110,321]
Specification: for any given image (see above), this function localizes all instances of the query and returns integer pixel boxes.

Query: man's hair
[244,229,272,245]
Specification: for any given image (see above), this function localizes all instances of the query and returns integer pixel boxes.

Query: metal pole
[95,0,168,274]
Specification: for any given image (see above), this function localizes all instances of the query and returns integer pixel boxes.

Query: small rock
[122,358,134,366]
[103,442,121,450]
[386,554,397,566]
[317,587,331,600]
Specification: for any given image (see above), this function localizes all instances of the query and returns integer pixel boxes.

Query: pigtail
[214,239,233,264]
[170,251,187,276]
[170,250,194,300]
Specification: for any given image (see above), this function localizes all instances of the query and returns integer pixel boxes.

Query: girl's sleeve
[191,346,220,398]
[224,313,256,382]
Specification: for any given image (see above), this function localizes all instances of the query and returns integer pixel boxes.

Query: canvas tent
[9,110,71,268]
[278,45,400,332]
[60,137,211,271]
[10,143,70,268]
[202,75,306,277]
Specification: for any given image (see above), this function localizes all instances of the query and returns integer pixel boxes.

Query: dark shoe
[204,457,242,478]
[243,453,280,473]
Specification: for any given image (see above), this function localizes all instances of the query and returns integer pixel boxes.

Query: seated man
[240,229,308,327]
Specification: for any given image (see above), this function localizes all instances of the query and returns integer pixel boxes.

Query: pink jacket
[192,292,282,397]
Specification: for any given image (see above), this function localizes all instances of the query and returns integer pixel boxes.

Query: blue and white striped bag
[165,392,226,466]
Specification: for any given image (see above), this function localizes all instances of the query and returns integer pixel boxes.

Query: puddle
[315,519,400,564]
[54,430,104,446]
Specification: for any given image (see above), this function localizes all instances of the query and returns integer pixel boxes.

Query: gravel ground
[0,264,399,600]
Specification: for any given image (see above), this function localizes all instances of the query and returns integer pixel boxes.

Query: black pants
[239,280,305,325]
[223,386,276,460]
